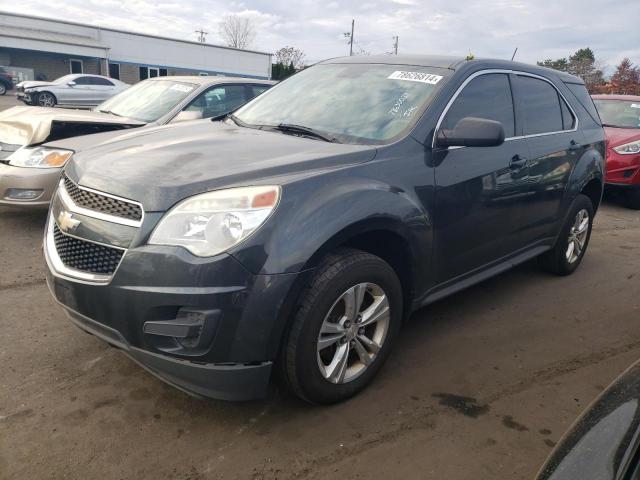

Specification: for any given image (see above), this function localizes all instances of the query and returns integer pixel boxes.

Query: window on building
[442,73,515,138]
[139,67,148,81]
[516,75,564,135]
[159,68,168,77]
[149,67,159,78]
[70,59,83,74]
[199,72,209,76]
[109,63,120,80]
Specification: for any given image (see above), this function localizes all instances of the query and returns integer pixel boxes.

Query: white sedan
[15,74,129,108]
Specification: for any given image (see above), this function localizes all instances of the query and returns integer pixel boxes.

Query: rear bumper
[0,163,60,207]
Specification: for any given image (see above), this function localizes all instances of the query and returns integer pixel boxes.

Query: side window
[92,77,115,86]
[442,73,515,138]
[517,76,564,135]
[251,85,270,97]
[560,96,576,130]
[73,76,92,86]
[566,82,602,125]
[184,85,248,118]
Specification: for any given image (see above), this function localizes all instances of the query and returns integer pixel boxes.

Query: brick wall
[0,48,102,81]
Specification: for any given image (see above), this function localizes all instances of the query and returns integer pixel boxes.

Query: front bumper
[605,150,640,187]
[15,91,32,104]
[0,163,60,207]
[44,206,300,400]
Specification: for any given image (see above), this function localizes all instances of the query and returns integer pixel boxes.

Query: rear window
[566,83,602,125]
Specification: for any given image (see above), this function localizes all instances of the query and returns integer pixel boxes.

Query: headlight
[149,186,281,257]
[613,140,640,155]
[8,147,73,168]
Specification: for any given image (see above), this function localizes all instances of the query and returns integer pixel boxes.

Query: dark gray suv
[44,55,605,403]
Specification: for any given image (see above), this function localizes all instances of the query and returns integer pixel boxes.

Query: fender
[565,142,605,207]
[231,172,433,280]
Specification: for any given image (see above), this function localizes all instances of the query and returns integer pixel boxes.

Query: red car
[592,94,640,209]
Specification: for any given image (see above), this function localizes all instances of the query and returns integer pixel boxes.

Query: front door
[433,72,531,283]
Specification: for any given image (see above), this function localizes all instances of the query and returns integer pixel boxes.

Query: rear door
[433,72,531,283]
[513,74,582,245]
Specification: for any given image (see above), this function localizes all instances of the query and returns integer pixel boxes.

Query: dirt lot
[0,196,638,480]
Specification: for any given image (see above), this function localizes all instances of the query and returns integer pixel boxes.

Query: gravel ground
[0,195,639,479]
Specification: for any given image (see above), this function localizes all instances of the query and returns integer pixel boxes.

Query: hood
[0,106,145,146]
[603,126,640,148]
[65,119,377,212]
[17,80,55,89]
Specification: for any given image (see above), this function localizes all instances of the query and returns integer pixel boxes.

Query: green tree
[537,48,605,92]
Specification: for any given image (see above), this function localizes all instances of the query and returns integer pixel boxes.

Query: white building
[0,11,272,84]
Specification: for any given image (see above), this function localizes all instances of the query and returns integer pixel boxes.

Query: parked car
[0,67,14,96]
[15,74,129,107]
[536,360,640,480]
[45,55,605,403]
[0,76,275,207]
[592,94,640,209]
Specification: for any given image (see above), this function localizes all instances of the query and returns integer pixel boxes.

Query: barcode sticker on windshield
[170,84,194,93]
[388,71,443,84]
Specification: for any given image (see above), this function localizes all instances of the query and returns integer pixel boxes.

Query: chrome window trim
[432,69,579,150]
[59,178,144,227]
[44,210,127,285]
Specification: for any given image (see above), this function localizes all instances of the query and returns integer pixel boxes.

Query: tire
[625,190,640,210]
[281,248,403,404]
[538,194,594,276]
[36,91,56,107]
[0,83,6,96]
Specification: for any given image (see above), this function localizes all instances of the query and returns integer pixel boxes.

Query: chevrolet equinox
[45,55,605,403]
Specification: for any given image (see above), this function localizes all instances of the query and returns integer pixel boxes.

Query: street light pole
[349,19,354,56]
[392,36,398,55]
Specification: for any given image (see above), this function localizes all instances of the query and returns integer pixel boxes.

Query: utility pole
[392,36,399,55]
[195,28,208,43]
[349,19,354,56]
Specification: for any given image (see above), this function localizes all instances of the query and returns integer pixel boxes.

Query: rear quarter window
[565,83,602,125]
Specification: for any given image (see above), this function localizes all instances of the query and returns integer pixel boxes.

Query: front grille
[63,176,142,221]
[53,224,124,275]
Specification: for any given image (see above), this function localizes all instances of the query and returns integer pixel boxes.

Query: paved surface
[0,94,20,111]
[0,196,639,480]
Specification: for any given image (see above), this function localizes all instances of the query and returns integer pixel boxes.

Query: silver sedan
[15,74,129,107]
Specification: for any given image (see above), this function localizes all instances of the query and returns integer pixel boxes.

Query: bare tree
[274,46,306,70]
[219,14,256,49]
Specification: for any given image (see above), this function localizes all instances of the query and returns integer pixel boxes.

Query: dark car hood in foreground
[0,106,144,146]
[537,360,640,480]
[65,119,377,212]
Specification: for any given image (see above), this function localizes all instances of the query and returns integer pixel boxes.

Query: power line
[195,28,208,43]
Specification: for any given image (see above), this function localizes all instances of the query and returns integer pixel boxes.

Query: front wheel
[0,83,6,96]
[538,194,594,276]
[281,248,403,404]
[36,91,56,107]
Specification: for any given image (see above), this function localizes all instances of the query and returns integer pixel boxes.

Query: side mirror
[67,81,76,87]
[436,117,505,148]
[173,110,203,123]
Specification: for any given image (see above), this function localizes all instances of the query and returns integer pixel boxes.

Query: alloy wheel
[566,208,589,264]
[38,93,55,107]
[0,84,6,95]
[316,282,390,384]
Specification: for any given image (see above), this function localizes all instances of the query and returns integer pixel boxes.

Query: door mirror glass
[173,110,203,123]
[436,116,505,148]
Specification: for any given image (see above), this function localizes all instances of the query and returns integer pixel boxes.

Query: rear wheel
[538,194,594,276]
[281,248,403,404]
[36,91,56,107]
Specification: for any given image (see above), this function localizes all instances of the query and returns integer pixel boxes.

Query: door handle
[569,140,582,151]
[509,154,528,170]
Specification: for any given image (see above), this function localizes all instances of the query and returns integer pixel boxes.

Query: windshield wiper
[274,124,339,143]
[96,109,122,117]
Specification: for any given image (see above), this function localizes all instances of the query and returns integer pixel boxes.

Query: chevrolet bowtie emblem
[57,210,81,233]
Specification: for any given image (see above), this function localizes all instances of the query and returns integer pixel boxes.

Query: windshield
[593,99,640,129]
[234,63,449,144]
[95,80,198,123]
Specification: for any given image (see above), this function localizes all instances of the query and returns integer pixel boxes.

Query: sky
[4,0,639,71]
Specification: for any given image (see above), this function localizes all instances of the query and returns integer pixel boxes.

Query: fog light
[143,308,221,356]
[5,188,43,200]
